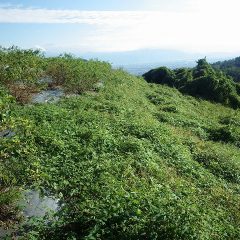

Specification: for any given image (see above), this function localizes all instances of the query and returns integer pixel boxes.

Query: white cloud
[0,0,240,53]
[34,45,46,52]
[0,7,148,25]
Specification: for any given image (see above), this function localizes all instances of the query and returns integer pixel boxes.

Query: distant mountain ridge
[47,48,239,66]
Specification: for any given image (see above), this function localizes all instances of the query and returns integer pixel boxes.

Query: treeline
[143,58,240,108]
[212,56,240,82]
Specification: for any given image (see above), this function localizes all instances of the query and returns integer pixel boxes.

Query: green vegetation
[45,54,111,93]
[1,47,240,239]
[143,58,240,108]
[0,87,22,229]
[0,46,110,104]
[212,56,240,82]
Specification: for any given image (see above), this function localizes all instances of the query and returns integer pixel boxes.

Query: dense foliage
[212,56,240,82]
[45,54,111,93]
[1,48,240,239]
[143,58,240,108]
[0,46,111,104]
[0,46,44,85]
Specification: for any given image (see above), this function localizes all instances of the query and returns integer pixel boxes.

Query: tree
[143,67,176,86]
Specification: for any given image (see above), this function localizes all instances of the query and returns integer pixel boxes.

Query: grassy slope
[1,69,240,239]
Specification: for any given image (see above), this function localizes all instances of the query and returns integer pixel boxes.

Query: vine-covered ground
[1,48,240,239]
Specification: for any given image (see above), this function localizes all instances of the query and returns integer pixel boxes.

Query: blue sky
[0,0,184,11]
[0,0,240,64]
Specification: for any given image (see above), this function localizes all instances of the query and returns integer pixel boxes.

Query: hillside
[212,57,240,82]
[143,58,240,108]
[1,48,240,239]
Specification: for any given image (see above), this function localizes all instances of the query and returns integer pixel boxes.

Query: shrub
[0,46,44,85]
[143,67,176,86]
[7,83,38,104]
[46,55,112,93]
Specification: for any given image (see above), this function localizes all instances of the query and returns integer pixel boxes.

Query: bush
[0,46,44,85]
[143,67,176,86]
[174,68,192,88]
[46,55,112,93]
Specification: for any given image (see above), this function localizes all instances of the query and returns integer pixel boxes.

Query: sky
[0,0,240,63]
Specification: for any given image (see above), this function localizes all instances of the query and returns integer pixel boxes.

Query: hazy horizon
[44,48,240,71]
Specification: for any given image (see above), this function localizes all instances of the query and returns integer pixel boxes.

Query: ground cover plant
[1,47,240,239]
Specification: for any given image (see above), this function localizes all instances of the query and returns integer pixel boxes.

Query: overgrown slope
[1,49,240,239]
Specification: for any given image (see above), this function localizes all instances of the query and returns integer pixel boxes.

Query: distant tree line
[212,56,240,82]
[143,58,240,108]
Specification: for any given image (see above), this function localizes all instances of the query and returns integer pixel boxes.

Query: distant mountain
[47,49,237,66]
[212,57,240,82]
[115,61,196,76]
[81,49,240,76]
[82,49,198,65]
